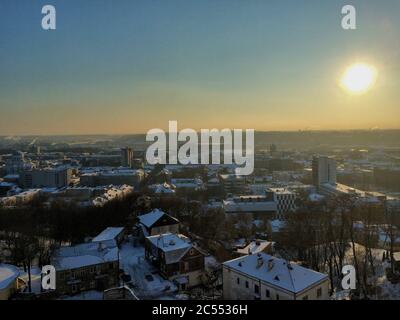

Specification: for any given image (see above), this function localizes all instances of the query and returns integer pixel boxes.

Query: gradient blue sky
[0,0,399,135]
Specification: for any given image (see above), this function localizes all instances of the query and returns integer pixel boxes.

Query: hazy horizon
[2,128,400,139]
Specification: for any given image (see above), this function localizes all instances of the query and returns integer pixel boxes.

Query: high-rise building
[270,144,278,154]
[121,147,134,168]
[312,156,337,188]
[5,151,27,174]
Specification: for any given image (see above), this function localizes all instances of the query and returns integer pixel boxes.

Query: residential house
[51,240,119,296]
[0,264,24,300]
[223,253,329,300]
[92,227,126,246]
[137,209,180,237]
[145,233,205,290]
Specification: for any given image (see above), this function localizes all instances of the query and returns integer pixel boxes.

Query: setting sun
[340,63,377,94]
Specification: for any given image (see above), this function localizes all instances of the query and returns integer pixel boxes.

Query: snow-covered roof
[170,178,204,189]
[149,183,176,194]
[92,227,125,243]
[147,233,191,252]
[0,263,20,290]
[3,174,19,180]
[237,240,274,255]
[146,233,192,264]
[223,253,328,294]
[0,182,16,187]
[268,187,295,195]
[52,241,118,271]
[223,197,277,214]
[138,209,178,228]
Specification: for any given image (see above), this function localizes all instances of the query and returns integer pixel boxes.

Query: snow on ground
[119,238,181,300]
[344,243,400,300]
[60,290,103,300]
[204,255,220,272]
[375,263,400,300]
[0,264,20,290]
[19,266,42,294]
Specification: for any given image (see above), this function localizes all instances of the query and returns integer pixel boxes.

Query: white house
[92,227,126,246]
[223,253,329,300]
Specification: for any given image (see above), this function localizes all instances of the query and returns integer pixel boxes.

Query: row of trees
[0,192,144,292]
[278,193,400,298]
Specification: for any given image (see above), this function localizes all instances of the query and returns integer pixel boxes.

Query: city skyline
[1,0,400,135]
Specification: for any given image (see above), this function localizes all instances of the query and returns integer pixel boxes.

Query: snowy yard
[343,243,400,300]
[60,290,104,300]
[19,266,42,294]
[119,238,181,300]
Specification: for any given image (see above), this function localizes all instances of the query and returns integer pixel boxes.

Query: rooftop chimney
[256,256,264,269]
[267,259,274,271]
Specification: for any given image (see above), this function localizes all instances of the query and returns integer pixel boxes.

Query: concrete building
[312,156,337,188]
[5,151,27,174]
[20,167,72,188]
[267,188,297,219]
[43,185,133,207]
[223,253,329,300]
[80,169,144,188]
[171,178,204,191]
[0,189,41,207]
[219,174,248,195]
[223,195,277,217]
[121,147,134,168]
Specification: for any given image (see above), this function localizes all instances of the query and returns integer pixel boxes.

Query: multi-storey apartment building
[20,167,72,188]
[223,253,329,300]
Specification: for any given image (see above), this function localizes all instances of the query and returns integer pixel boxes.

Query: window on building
[276,294,280,300]
[183,262,190,272]
[317,288,322,298]
[254,284,260,294]
[266,289,270,298]
[303,295,309,300]
[237,278,240,285]
[245,281,249,288]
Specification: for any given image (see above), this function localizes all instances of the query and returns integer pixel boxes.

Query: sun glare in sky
[340,63,377,94]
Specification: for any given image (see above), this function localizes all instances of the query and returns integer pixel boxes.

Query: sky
[0,0,399,135]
